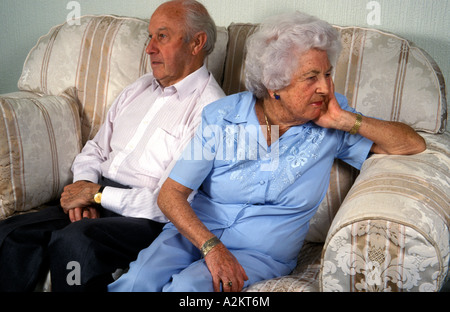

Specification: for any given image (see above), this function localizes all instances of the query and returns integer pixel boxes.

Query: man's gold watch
[93,186,105,205]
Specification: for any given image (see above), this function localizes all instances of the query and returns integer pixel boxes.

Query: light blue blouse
[168,91,373,266]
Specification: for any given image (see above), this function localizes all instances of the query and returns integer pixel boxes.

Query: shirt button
[259,180,266,185]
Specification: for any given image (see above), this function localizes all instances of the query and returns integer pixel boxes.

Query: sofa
[0,15,448,292]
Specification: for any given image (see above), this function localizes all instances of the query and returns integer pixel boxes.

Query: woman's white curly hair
[245,11,342,99]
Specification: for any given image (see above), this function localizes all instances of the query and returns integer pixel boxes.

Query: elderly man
[0,0,224,292]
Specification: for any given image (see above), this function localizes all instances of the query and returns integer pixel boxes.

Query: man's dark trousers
[0,180,163,292]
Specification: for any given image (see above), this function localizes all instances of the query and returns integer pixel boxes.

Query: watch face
[94,193,102,204]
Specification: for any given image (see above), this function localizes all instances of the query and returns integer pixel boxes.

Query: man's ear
[191,31,207,56]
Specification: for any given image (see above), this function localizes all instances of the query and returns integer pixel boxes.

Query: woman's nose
[316,76,330,95]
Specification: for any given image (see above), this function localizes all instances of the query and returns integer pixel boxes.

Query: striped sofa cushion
[18,15,228,145]
[0,89,81,220]
[18,15,151,145]
[305,159,359,243]
[333,26,447,134]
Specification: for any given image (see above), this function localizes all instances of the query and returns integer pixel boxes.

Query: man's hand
[68,206,100,223]
[204,243,248,292]
[60,181,102,222]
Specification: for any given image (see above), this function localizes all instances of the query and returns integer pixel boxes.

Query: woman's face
[275,48,333,125]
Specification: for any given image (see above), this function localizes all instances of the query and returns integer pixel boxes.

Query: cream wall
[1,0,448,121]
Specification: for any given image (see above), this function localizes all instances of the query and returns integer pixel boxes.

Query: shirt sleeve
[101,186,168,222]
[334,93,374,170]
[168,111,217,191]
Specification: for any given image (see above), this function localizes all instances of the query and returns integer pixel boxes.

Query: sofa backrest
[18,15,228,145]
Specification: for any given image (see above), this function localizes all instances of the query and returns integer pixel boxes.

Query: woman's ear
[267,89,281,100]
[191,31,207,56]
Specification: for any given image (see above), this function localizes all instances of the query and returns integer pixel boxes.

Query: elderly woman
[109,12,425,292]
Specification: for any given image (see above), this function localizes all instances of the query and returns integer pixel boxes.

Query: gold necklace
[264,112,271,139]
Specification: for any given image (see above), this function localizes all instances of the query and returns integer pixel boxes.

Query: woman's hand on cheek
[313,80,352,132]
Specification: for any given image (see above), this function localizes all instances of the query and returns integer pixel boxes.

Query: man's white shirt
[72,65,225,222]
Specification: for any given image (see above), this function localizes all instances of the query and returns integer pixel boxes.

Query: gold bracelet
[349,113,363,135]
[200,236,221,257]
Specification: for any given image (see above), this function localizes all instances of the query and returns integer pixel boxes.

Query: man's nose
[146,38,157,55]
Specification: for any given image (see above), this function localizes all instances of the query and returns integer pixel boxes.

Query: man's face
[146,4,194,87]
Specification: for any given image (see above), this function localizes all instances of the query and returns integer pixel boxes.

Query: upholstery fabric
[305,159,359,243]
[18,15,151,144]
[18,15,228,145]
[0,88,82,220]
[321,133,450,292]
[222,23,258,95]
[333,26,447,134]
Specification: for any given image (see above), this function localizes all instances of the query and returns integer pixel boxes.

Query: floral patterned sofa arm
[320,132,450,291]
[320,132,450,292]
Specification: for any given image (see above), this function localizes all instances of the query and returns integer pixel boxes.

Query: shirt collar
[151,64,210,101]
[223,92,256,124]
[223,91,316,137]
